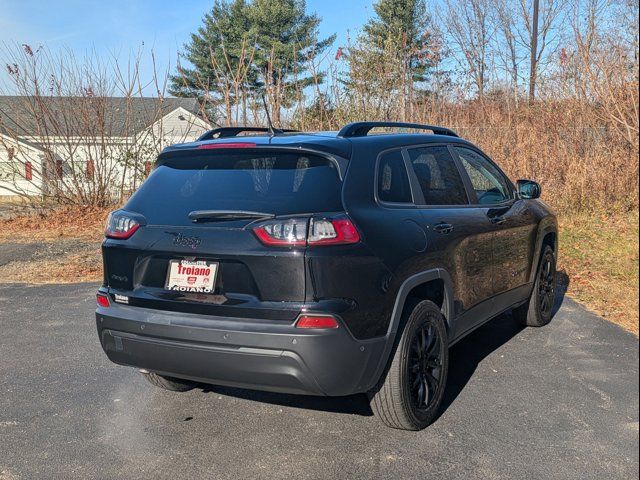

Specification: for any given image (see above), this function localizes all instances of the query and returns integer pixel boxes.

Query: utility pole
[529,0,540,103]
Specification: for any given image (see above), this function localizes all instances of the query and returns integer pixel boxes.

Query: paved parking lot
[0,283,637,479]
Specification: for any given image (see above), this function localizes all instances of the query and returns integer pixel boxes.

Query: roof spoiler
[198,127,300,141]
[337,122,458,138]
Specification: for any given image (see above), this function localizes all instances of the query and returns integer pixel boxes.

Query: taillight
[253,218,308,246]
[308,218,360,245]
[105,211,141,239]
[295,314,339,329]
[96,292,110,308]
[253,216,360,247]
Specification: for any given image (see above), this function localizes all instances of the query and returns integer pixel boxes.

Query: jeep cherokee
[96,122,558,431]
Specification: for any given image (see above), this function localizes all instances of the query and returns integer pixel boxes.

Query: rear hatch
[102,147,345,322]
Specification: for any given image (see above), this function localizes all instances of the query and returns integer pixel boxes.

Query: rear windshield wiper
[188,210,276,223]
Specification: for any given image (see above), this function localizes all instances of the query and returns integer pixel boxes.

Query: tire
[513,245,557,327]
[141,371,196,392]
[370,300,449,431]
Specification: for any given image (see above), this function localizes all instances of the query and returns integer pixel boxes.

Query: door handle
[433,222,454,234]
[490,216,506,225]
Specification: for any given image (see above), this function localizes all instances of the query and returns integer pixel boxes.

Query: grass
[0,205,107,284]
[0,205,108,243]
[558,213,639,335]
[0,206,638,335]
[0,250,102,284]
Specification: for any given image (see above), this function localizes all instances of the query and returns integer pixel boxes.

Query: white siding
[0,109,212,199]
[0,134,44,198]
[147,107,211,149]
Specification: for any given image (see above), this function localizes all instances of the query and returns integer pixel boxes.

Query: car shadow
[200,384,374,416]
[553,269,570,317]
[438,272,569,419]
[199,276,570,420]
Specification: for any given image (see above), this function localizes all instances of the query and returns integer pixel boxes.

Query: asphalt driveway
[0,283,637,479]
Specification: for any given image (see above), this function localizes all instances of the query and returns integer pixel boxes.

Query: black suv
[96,122,557,431]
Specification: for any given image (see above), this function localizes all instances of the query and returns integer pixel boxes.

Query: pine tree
[352,0,442,119]
[170,0,334,125]
[247,0,335,123]
[170,0,256,123]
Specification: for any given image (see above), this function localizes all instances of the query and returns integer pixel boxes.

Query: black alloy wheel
[408,322,445,412]
[537,250,556,320]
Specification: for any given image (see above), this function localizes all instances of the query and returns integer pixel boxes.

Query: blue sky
[0,0,374,93]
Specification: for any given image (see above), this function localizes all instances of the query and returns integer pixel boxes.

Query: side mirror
[517,179,541,199]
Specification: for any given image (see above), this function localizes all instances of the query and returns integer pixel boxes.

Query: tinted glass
[407,146,468,205]
[454,147,512,205]
[126,152,343,225]
[377,150,413,203]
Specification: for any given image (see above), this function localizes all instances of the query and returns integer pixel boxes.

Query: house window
[86,160,94,178]
[55,160,63,179]
[25,161,33,181]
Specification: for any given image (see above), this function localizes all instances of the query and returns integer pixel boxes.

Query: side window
[454,147,512,205]
[377,150,413,203]
[407,146,468,205]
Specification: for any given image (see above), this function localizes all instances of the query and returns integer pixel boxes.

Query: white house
[0,96,212,200]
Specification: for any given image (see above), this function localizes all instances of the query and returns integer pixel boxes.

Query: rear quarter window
[377,150,413,204]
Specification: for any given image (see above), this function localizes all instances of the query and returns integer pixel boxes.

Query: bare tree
[528,0,540,101]
[443,0,494,98]
[516,0,565,101]
[493,0,524,99]
[0,45,206,206]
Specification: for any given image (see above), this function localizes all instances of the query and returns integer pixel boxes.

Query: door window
[454,147,512,205]
[407,146,468,205]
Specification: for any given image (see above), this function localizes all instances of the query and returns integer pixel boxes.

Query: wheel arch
[529,222,558,284]
[366,268,455,392]
[541,231,557,252]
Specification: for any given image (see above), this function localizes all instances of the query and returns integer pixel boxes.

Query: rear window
[126,151,343,225]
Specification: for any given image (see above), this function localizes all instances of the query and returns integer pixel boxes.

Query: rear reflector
[96,293,110,308]
[197,142,257,149]
[295,315,339,329]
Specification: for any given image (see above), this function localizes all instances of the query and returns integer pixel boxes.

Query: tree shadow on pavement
[200,275,570,420]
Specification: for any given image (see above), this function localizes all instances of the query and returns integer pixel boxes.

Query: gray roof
[0,96,203,138]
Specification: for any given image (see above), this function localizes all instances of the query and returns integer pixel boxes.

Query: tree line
[170,0,639,132]
[0,0,637,212]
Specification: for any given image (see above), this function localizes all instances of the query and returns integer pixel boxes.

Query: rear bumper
[96,302,386,396]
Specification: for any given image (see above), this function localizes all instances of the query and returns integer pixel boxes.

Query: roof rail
[198,126,300,141]
[337,122,458,138]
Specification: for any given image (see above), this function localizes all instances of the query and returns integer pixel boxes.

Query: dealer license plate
[165,260,218,293]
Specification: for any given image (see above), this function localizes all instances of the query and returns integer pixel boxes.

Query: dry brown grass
[454,102,639,215]
[558,212,639,335]
[0,205,110,243]
[0,250,102,284]
[0,206,107,283]
[341,100,640,216]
